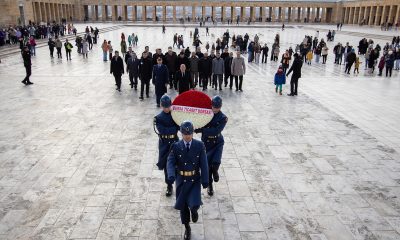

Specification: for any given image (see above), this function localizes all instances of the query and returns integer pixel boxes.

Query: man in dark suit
[152,57,169,107]
[286,53,303,96]
[139,52,153,100]
[110,51,124,92]
[176,64,194,94]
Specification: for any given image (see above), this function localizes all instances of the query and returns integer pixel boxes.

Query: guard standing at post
[195,96,227,196]
[167,121,209,240]
[154,95,179,196]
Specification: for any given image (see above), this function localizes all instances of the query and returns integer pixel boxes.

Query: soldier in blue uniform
[167,121,209,240]
[195,96,227,196]
[154,95,179,196]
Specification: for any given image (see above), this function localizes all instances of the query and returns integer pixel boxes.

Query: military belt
[207,134,221,139]
[179,170,196,177]
[160,134,177,139]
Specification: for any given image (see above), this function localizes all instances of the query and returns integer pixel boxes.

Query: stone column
[143,6,147,22]
[395,5,400,25]
[231,6,235,22]
[162,6,166,22]
[287,7,291,22]
[102,4,107,21]
[297,7,301,22]
[358,7,364,24]
[182,6,186,20]
[212,6,216,21]
[261,7,265,22]
[192,6,196,21]
[375,6,382,25]
[153,6,156,22]
[353,7,359,24]
[123,5,128,21]
[112,5,117,21]
[282,7,286,22]
[271,7,275,22]
[321,7,326,23]
[221,6,226,22]
[94,5,99,21]
[381,5,388,24]
[310,7,315,22]
[173,5,176,22]
[241,7,245,22]
[363,6,369,24]
[202,6,205,20]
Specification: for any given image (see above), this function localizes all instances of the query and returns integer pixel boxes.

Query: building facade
[1,0,399,26]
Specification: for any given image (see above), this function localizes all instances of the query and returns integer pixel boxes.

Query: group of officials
[154,95,228,240]
[109,45,247,107]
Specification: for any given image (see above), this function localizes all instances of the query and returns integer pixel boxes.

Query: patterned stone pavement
[0,24,399,240]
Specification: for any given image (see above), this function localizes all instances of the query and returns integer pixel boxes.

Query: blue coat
[167,139,209,210]
[274,73,286,85]
[154,111,179,170]
[200,111,227,166]
[152,64,169,95]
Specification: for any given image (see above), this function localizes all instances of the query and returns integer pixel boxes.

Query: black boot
[191,209,198,223]
[212,165,220,182]
[184,224,191,240]
[207,183,214,196]
[166,184,173,197]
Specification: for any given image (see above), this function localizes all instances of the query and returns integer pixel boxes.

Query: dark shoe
[184,225,191,240]
[219,88,222,91]
[191,209,198,223]
[139,97,144,100]
[235,89,238,91]
[166,185,172,197]
[287,93,294,96]
[207,184,214,196]
[146,95,150,98]
[212,166,220,182]
[156,104,160,108]
[294,93,297,96]
[27,81,34,85]
[21,80,27,85]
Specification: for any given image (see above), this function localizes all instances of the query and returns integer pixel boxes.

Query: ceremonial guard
[167,121,209,240]
[195,96,227,196]
[154,95,179,196]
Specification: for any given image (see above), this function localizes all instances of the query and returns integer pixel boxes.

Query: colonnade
[342,5,400,25]
[32,1,75,23]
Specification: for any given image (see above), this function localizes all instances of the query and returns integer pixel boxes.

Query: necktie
[186,143,190,152]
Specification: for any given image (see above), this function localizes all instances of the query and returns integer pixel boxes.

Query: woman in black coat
[110,51,124,91]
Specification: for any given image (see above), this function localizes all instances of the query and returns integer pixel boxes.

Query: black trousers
[49,48,54,57]
[66,50,71,60]
[345,62,353,73]
[180,203,199,224]
[114,74,122,89]
[262,54,268,63]
[129,74,138,87]
[168,71,176,89]
[386,67,393,77]
[290,76,299,95]
[322,55,327,64]
[56,48,62,58]
[23,65,31,83]
[201,74,211,89]
[234,75,243,90]
[224,75,233,87]
[213,74,223,89]
[140,79,150,97]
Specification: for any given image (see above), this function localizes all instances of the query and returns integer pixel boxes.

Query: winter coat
[385,54,395,68]
[231,56,246,76]
[110,56,124,76]
[82,42,89,54]
[287,57,303,78]
[378,57,385,69]
[127,57,140,77]
[212,57,225,75]
[274,72,286,85]
[321,46,329,56]
[165,52,178,73]
[199,57,213,76]
[224,57,233,76]
[189,56,199,72]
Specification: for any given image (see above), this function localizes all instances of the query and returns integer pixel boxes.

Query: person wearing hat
[195,96,227,196]
[167,121,209,240]
[286,53,303,96]
[154,95,179,197]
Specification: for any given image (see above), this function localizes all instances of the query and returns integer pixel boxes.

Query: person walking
[199,52,212,91]
[378,56,385,76]
[82,39,89,58]
[345,49,356,74]
[101,40,108,61]
[152,57,169,107]
[154,95,179,197]
[189,52,200,87]
[55,37,62,59]
[195,96,227,196]
[321,44,329,64]
[231,51,246,91]
[354,56,361,74]
[281,50,291,73]
[48,38,55,58]
[21,46,33,85]
[139,52,153,100]
[126,52,140,90]
[274,66,286,95]
[64,39,73,60]
[29,36,36,56]
[212,52,224,90]
[286,53,303,96]
[165,47,178,89]
[121,39,127,58]
[224,52,234,88]
[110,51,124,92]
[167,121,209,240]
[176,64,194,94]
[108,41,113,61]
[385,50,395,77]
[261,43,269,63]
[306,49,313,65]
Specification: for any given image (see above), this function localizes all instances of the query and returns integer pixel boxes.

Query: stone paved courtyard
[0,24,400,240]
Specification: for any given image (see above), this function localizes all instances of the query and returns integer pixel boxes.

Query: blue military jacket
[201,111,228,165]
[154,111,179,169]
[152,64,169,95]
[167,139,209,210]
